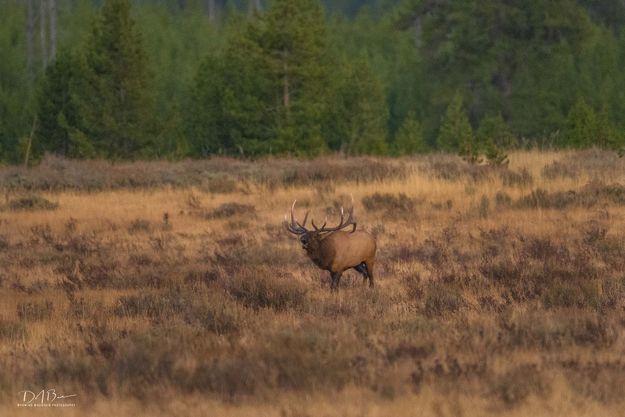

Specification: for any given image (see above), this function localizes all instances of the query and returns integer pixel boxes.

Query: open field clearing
[1,150,625,416]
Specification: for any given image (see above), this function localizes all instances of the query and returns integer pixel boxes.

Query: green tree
[397,0,594,144]
[0,3,35,163]
[35,50,95,158]
[564,97,596,148]
[261,0,328,155]
[187,0,329,156]
[476,114,514,148]
[476,113,512,165]
[75,0,153,159]
[187,21,274,156]
[393,111,427,155]
[593,104,617,148]
[563,97,617,148]
[324,54,388,155]
[437,93,474,155]
[187,30,273,156]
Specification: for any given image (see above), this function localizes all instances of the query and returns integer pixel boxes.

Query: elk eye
[300,236,308,245]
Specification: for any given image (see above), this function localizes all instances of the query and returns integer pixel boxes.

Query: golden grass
[1,150,625,416]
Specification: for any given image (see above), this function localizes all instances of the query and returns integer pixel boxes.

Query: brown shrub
[515,183,625,210]
[493,365,548,407]
[0,234,8,250]
[0,320,26,341]
[515,188,579,209]
[495,191,512,207]
[568,365,625,404]
[206,203,256,219]
[362,192,417,215]
[541,160,579,180]
[500,168,533,187]
[280,158,408,186]
[128,218,151,233]
[200,176,239,193]
[478,195,490,218]
[498,311,617,350]
[0,155,408,192]
[17,301,54,321]
[424,156,492,182]
[5,195,58,211]
[541,279,601,309]
[224,272,308,312]
[424,281,465,317]
[113,289,241,334]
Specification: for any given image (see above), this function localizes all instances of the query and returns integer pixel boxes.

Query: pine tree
[186,55,229,156]
[187,0,330,156]
[564,98,619,149]
[593,103,616,148]
[35,50,95,158]
[75,0,152,159]
[437,93,474,155]
[393,111,427,155]
[324,54,388,155]
[564,97,597,148]
[260,0,328,155]
[476,113,512,165]
[1,3,37,163]
[187,21,274,157]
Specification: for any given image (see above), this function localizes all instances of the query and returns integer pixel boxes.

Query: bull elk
[284,200,377,291]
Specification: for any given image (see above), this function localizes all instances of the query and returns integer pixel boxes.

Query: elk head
[284,199,377,291]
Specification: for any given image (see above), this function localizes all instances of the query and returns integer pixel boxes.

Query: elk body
[284,200,377,291]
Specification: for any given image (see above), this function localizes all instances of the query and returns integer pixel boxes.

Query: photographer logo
[17,389,77,407]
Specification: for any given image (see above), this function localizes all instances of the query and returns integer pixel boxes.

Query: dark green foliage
[76,0,153,159]
[436,93,472,153]
[0,4,35,163]
[563,98,616,149]
[36,51,93,158]
[30,0,154,160]
[262,0,328,155]
[437,93,480,162]
[185,54,238,156]
[187,0,330,156]
[477,114,513,165]
[393,111,427,155]
[324,54,388,155]
[564,98,597,148]
[4,0,625,160]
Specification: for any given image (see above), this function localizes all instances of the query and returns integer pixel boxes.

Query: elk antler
[312,196,357,233]
[284,200,310,235]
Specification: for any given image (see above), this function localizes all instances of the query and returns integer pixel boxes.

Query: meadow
[1,150,625,416]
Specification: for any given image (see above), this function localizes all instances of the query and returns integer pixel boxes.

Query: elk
[284,200,377,291]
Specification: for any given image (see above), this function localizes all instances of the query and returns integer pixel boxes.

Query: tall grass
[1,150,624,416]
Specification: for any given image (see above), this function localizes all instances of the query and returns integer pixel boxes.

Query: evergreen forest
[2,0,625,162]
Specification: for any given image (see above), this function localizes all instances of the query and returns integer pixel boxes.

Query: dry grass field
[1,150,625,416]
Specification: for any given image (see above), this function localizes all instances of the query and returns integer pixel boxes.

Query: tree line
[1,0,625,163]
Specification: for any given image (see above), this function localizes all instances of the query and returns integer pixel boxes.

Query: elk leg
[330,272,342,291]
[354,263,369,285]
[364,260,375,288]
